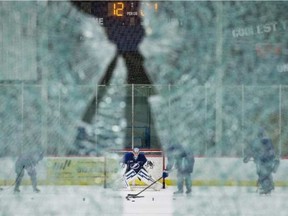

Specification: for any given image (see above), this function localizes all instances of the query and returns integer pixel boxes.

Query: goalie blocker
[122,148,162,190]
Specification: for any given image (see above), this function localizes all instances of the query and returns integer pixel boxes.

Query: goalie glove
[120,163,126,168]
[146,160,154,169]
[162,170,169,179]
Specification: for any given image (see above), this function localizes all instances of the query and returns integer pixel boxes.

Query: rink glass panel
[1,83,286,157]
[1,1,288,157]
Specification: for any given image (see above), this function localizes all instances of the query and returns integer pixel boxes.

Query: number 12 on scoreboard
[114,2,124,16]
[108,2,124,17]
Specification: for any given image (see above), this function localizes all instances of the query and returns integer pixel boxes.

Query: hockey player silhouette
[165,144,195,195]
[14,150,44,193]
[243,128,279,195]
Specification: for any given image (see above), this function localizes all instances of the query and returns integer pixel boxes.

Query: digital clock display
[107,2,158,17]
[76,1,159,27]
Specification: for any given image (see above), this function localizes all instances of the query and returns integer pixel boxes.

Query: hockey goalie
[121,148,162,191]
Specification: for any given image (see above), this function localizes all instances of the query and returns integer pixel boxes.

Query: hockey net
[105,149,165,190]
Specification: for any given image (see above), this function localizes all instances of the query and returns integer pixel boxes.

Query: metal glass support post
[279,85,282,156]
[132,84,135,149]
[215,2,224,156]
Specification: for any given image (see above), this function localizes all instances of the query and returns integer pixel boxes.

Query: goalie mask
[133,148,140,159]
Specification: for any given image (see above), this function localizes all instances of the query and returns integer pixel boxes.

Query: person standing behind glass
[14,150,44,193]
[243,128,279,195]
[165,144,195,196]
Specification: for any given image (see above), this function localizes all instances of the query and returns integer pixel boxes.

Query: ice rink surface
[0,185,288,216]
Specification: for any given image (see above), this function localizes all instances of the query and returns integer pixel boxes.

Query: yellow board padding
[165,179,288,187]
[46,157,119,185]
[129,179,164,186]
[128,178,288,187]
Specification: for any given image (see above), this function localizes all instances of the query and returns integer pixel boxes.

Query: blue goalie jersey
[123,152,147,173]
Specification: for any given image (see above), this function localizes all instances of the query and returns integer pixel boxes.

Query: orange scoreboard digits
[113,2,124,17]
[108,2,124,17]
[107,2,158,17]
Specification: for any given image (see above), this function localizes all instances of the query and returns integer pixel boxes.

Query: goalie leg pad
[137,169,162,191]
[137,169,152,182]
[125,169,138,183]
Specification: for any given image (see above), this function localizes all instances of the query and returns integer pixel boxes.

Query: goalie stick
[126,176,163,200]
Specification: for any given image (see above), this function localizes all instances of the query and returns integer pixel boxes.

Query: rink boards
[0,157,287,187]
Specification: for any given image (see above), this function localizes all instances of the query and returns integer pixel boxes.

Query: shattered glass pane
[1,1,288,215]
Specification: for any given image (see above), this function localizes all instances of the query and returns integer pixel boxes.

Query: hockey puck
[152,197,154,201]
[132,200,135,202]
[83,198,85,201]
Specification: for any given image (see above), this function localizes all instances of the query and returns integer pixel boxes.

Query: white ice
[0,186,287,216]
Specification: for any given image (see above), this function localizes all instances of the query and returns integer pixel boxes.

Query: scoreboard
[76,1,159,26]
[107,2,158,17]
